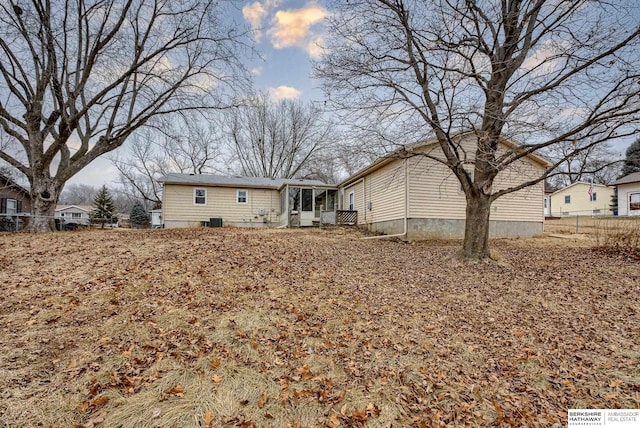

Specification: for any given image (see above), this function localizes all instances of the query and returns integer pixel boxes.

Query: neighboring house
[337,136,550,239]
[1,174,31,231]
[157,174,337,228]
[117,213,131,228]
[611,172,640,217]
[549,182,615,217]
[0,174,31,216]
[54,205,92,226]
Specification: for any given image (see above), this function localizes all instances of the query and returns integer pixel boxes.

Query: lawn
[0,228,638,427]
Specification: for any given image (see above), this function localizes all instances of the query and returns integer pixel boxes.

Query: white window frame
[348,191,355,211]
[71,212,82,219]
[194,188,207,205]
[590,192,597,202]
[564,195,571,204]
[237,189,248,204]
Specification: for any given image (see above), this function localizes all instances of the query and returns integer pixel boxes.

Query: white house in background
[549,182,614,217]
[612,172,640,216]
[55,205,92,226]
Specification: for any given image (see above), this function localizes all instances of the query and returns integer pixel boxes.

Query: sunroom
[279,185,339,227]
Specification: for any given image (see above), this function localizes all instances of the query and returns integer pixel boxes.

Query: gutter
[361,157,408,240]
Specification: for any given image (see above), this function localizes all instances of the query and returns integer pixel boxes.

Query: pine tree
[619,138,640,178]
[610,187,618,215]
[130,201,150,229]
[91,185,118,228]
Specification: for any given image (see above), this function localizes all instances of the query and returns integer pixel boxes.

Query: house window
[237,190,248,204]
[302,189,313,211]
[564,195,571,204]
[72,212,82,219]
[194,188,207,205]
[348,191,355,211]
[5,199,17,215]
[590,192,597,202]
[630,193,640,211]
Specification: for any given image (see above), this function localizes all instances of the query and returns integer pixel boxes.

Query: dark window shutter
[17,200,22,213]
[0,198,6,214]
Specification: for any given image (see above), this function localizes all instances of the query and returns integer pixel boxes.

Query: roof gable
[0,174,30,196]
[55,205,92,213]
[611,172,640,186]
[550,182,611,196]
[339,136,550,187]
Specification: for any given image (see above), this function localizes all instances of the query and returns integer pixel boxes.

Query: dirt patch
[0,228,638,427]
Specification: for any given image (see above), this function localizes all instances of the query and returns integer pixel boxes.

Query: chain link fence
[0,214,121,232]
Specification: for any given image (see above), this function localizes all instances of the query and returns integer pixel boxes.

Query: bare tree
[59,183,97,206]
[111,114,225,207]
[226,92,332,179]
[315,0,640,259]
[0,0,248,231]
[545,141,622,188]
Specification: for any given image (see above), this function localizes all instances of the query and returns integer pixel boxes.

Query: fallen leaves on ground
[0,227,638,427]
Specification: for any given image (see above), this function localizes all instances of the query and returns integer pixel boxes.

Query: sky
[63,0,637,190]
[68,0,330,188]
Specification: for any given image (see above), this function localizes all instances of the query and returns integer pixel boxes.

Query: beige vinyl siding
[407,156,467,219]
[343,181,365,224]
[362,160,405,224]
[406,140,545,222]
[550,183,614,217]
[163,185,280,227]
[490,155,545,223]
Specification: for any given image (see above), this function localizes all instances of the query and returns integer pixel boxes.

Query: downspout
[361,157,408,240]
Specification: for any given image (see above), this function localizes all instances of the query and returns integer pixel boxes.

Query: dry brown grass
[0,227,639,427]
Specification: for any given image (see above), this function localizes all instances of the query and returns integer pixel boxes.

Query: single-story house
[337,137,549,239]
[611,172,640,216]
[157,174,338,228]
[549,182,614,217]
[55,205,92,226]
[158,136,549,238]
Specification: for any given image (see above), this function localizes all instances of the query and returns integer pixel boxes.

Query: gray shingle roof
[157,173,333,189]
[611,172,640,186]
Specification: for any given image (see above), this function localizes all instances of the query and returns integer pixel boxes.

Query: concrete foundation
[366,218,543,239]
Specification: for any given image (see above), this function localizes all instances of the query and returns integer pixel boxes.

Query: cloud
[243,2,267,40]
[269,5,329,58]
[269,85,301,100]
[250,66,263,76]
[520,40,570,76]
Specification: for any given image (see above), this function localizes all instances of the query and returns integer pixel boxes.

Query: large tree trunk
[461,194,492,260]
[26,175,62,232]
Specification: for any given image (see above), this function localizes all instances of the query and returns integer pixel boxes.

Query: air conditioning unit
[209,217,223,227]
